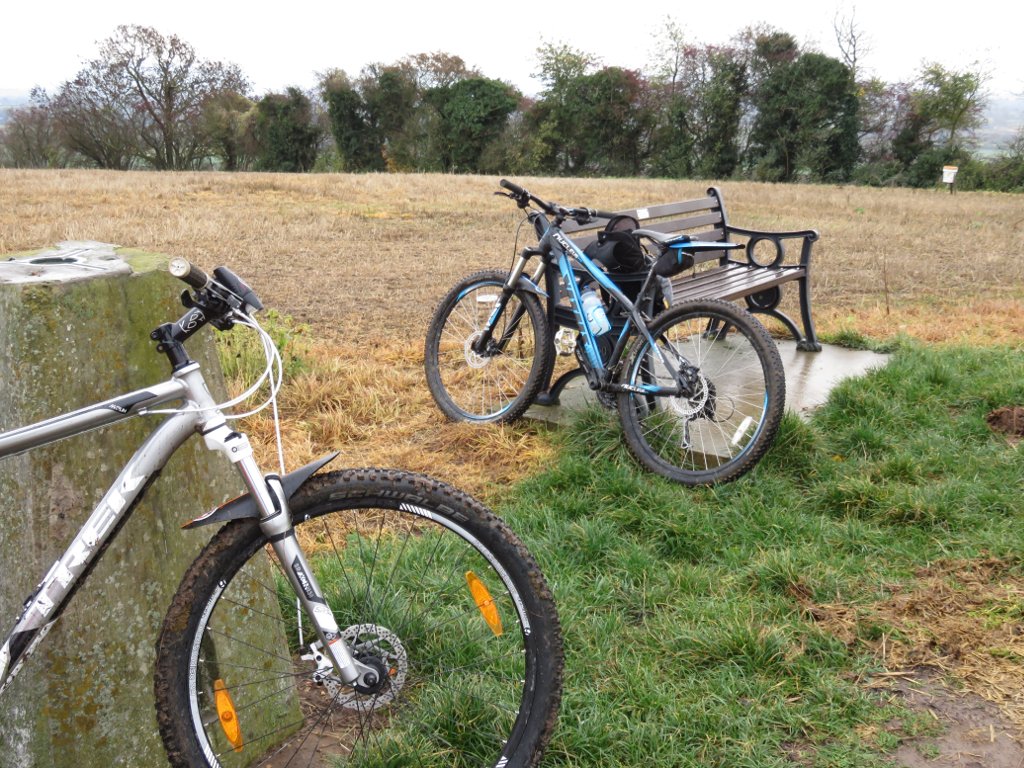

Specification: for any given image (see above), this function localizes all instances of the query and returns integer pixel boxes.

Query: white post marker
[942,165,959,193]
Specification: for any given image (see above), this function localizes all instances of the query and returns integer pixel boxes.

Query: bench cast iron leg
[534,367,585,406]
[797,275,822,352]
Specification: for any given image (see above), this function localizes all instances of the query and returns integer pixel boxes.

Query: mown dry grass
[3,170,1022,344]
[237,340,557,494]
[1,169,1021,494]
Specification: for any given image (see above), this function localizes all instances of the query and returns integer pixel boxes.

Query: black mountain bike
[425,180,786,486]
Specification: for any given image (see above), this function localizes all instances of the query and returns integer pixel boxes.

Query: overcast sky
[2,0,1021,99]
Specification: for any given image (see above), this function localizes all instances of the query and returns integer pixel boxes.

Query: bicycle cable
[140,310,288,474]
[511,210,536,271]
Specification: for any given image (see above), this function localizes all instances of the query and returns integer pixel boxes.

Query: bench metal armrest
[724,225,819,268]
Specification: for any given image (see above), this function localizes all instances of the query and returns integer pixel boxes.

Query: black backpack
[583,215,645,274]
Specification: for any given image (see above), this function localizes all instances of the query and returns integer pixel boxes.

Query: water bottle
[581,286,611,336]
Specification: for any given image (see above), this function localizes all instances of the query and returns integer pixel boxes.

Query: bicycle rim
[618,301,785,485]
[164,472,559,768]
[427,275,548,422]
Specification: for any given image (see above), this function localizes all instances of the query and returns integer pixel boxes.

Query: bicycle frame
[0,359,367,698]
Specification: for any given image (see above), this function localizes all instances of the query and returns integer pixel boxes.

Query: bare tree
[52,25,249,170]
[833,6,871,81]
[51,62,139,169]
[647,18,688,97]
[100,26,249,169]
[0,89,71,168]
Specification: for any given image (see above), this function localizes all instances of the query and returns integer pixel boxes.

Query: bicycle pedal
[553,328,576,356]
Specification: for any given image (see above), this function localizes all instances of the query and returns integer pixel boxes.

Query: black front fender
[183,452,339,529]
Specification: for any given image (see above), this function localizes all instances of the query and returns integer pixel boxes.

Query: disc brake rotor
[301,624,408,711]
[464,331,490,369]
[670,372,711,419]
[340,624,407,709]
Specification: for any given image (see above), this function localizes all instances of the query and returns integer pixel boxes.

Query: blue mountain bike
[425,180,786,486]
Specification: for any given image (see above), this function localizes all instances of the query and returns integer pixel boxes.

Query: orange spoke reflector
[214,678,244,752]
[465,571,503,636]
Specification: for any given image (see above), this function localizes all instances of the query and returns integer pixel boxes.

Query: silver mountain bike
[0,260,562,768]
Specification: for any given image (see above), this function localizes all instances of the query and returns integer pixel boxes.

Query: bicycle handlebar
[498,178,528,198]
[168,258,263,315]
[155,259,265,370]
[498,179,617,226]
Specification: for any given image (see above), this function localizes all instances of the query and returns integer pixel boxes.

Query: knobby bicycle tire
[617,298,786,485]
[424,270,554,423]
[154,468,563,768]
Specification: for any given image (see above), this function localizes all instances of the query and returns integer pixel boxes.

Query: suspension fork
[200,420,375,690]
[471,250,544,355]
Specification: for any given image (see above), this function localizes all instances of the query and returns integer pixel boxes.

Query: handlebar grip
[592,210,618,220]
[168,258,210,290]
[499,178,527,197]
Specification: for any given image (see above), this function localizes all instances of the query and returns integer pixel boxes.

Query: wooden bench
[563,186,822,352]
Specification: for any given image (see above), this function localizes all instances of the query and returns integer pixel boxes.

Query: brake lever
[572,208,598,225]
[496,189,532,209]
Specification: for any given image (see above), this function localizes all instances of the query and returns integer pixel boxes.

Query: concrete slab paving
[526,340,890,425]
[774,341,890,417]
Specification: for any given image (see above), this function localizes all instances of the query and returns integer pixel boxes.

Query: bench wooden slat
[671,263,805,304]
[633,196,721,222]
[647,211,723,233]
[562,195,722,235]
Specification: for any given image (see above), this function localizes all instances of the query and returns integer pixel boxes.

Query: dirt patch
[795,559,1024,763]
[987,407,1024,447]
[883,669,1024,767]
[801,559,1024,726]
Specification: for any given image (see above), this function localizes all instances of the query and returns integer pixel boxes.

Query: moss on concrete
[0,249,295,767]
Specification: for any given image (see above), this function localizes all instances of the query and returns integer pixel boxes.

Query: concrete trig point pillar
[0,243,241,767]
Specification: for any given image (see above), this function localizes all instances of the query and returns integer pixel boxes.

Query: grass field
[2,170,1023,766]
[507,344,1023,766]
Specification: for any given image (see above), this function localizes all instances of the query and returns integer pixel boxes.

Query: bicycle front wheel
[617,299,786,485]
[425,270,553,423]
[155,469,562,768]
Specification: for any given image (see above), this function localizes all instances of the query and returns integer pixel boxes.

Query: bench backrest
[562,187,729,251]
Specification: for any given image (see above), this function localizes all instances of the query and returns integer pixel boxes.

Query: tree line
[2,23,1022,192]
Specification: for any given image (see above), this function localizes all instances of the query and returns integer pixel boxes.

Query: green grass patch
[496,342,1024,766]
[819,327,906,354]
[216,308,310,382]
